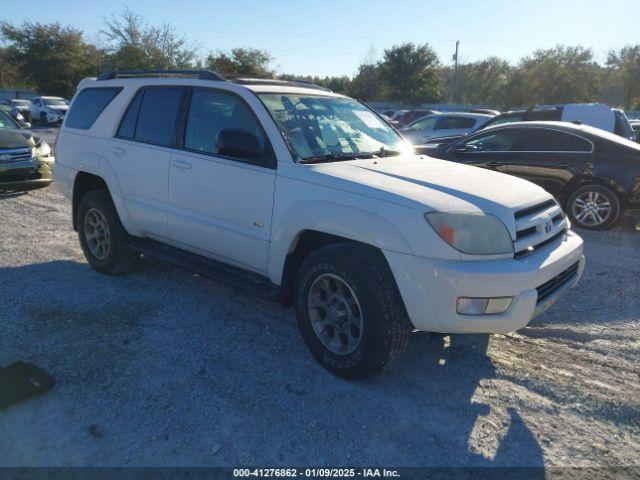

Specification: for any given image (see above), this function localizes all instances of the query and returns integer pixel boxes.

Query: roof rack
[231,78,332,92]
[96,70,225,81]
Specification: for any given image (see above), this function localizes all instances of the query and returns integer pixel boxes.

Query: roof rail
[96,70,225,81]
[231,78,331,92]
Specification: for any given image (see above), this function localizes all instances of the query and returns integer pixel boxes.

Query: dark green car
[0,110,54,193]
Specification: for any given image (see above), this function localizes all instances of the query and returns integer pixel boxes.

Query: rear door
[167,87,276,273]
[104,86,186,240]
[505,127,593,195]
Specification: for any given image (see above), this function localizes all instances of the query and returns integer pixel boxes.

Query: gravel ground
[1,127,639,469]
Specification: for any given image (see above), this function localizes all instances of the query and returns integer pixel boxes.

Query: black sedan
[0,110,54,193]
[424,121,640,230]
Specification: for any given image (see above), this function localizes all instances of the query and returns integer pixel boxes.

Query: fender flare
[267,200,413,284]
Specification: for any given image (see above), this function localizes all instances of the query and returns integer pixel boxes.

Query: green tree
[513,46,601,106]
[206,48,274,77]
[607,45,640,109]
[0,22,98,97]
[457,57,513,107]
[101,8,196,70]
[350,64,380,101]
[377,43,441,105]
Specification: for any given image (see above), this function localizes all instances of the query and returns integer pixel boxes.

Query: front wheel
[567,185,620,230]
[77,190,138,275]
[294,243,411,380]
[39,112,48,126]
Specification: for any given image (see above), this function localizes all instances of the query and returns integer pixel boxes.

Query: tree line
[1,8,639,110]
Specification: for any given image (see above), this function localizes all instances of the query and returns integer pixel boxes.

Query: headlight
[424,212,514,255]
[32,141,52,158]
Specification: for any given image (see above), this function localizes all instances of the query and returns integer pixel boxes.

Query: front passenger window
[463,129,520,152]
[185,89,272,165]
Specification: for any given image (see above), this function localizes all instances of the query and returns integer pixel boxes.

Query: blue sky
[3,0,639,76]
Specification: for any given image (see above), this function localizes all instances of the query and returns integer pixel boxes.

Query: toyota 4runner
[54,70,585,379]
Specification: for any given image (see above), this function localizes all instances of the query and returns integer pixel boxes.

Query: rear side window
[65,88,121,130]
[514,129,591,152]
[434,116,476,130]
[117,87,184,147]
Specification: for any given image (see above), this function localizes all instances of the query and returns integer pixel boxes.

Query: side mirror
[451,144,469,154]
[216,128,263,160]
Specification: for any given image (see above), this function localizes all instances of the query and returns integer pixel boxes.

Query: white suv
[54,70,585,379]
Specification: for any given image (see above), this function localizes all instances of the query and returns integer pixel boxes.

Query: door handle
[172,160,192,171]
[111,147,127,157]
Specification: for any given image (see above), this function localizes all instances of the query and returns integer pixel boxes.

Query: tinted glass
[134,87,184,146]
[66,88,121,130]
[613,111,635,138]
[117,90,144,139]
[514,129,591,152]
[43,98,69,106]
[408,116,437,131]
[463,129,520,151]
[434,116,476,130]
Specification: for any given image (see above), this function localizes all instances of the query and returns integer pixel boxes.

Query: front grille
[514,199,567,257]
[0,147,32,164]
[536,262,580,304]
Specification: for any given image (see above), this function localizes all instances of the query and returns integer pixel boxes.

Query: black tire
[567,184,620,231]
[77,189,138,275]
[294,243,411,380]
[39,112,48,126]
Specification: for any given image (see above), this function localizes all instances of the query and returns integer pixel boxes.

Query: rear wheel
[567,185,620,230]
[294,243,412,380]
[77,190,138,274]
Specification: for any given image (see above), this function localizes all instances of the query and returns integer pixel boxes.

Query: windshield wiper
[372,147,402,157]
[298,152,375,164]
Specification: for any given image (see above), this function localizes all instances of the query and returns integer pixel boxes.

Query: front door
[168,88,277,273]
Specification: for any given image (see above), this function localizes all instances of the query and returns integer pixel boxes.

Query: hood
[0,128,40,149]
[304,155,551,228]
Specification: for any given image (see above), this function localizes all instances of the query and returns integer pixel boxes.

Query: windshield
[0,110,20,129]
[258,93,410,161]
[43,98,69,106]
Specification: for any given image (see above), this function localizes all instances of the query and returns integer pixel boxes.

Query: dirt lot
[1,128,639,468]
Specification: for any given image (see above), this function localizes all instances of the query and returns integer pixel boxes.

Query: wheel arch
[269,201,413,307]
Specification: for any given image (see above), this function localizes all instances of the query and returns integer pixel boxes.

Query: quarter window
[66,88,121,130]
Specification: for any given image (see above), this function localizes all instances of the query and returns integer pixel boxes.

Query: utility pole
[453,40,460,104]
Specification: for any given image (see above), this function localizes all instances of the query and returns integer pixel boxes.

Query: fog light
[456,297,513,315]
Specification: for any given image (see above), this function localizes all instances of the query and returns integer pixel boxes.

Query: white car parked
[54,71,585,379]
[401,112,492,144]
[30,96,70,125]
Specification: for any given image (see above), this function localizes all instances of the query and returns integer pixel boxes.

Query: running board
[129,238,281,302]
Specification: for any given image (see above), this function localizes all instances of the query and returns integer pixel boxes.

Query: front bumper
[0,158,54,192]
[385,230,585,333]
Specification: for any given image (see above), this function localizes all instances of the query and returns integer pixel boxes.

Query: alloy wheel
[307,273,363,355]
[571,190,612,227]
[84,208,111,260]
